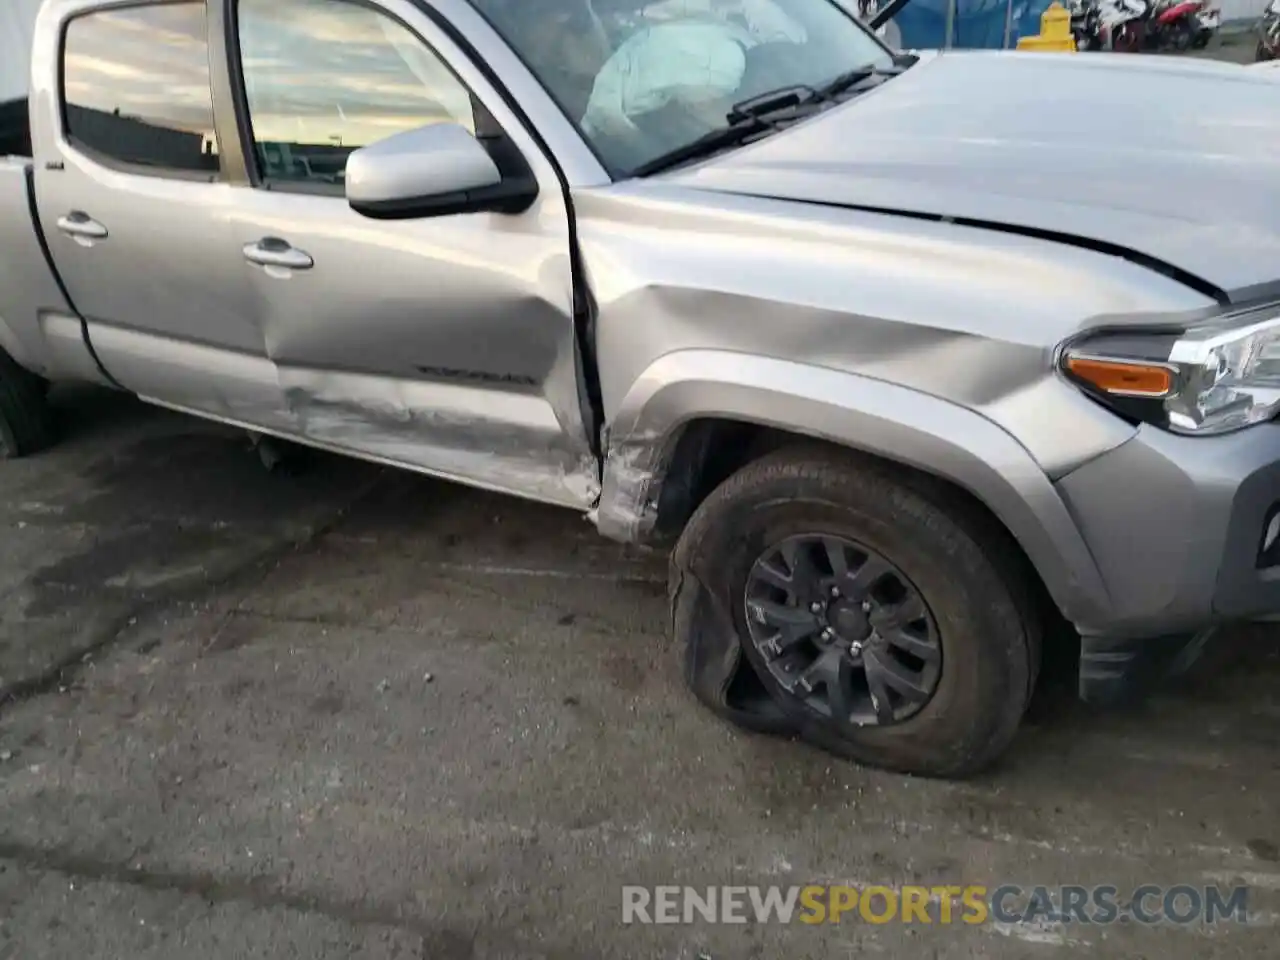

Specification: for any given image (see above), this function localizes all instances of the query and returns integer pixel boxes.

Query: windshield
[468,0,893,176]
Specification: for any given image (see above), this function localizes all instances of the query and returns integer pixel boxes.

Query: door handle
[56,211,108,240]
[243,238,314,271]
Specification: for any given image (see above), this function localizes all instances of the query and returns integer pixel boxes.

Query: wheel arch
[592,350,1115,630]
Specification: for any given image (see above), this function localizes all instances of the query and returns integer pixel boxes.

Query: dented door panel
[227,0,597,508]
[231,189,596,506]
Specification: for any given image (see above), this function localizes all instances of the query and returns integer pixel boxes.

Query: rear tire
[1114,23,1142,52]
[0,349,57,459]
[670,445,1041,778]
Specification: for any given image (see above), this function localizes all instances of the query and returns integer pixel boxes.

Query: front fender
[593,350,1114,630]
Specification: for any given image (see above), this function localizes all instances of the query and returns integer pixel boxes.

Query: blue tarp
[892,0,1057,48]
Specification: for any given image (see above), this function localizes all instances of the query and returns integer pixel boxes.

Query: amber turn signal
[1064,355,1174,398]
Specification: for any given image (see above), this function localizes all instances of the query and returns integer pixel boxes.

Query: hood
[664,51,1280,301]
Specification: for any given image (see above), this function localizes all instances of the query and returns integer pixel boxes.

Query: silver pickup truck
[3,0,1280,778]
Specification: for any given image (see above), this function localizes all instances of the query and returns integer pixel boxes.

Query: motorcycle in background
[1044,0,1219,52]
[1147,0,1211,50]
[1066,0,1107,48]
[1096,0,1151,51]
[1258,0,1280,61]
[1086,0,1215,52]
[1190,3,1220,48]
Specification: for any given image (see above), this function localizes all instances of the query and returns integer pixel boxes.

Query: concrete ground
[2,376,1278,960]
[1187,30,1260,64]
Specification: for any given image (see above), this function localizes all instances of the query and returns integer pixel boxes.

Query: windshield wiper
[813,61,908,100]
[726,84,818,123]
[629,115,772,177]
[632,83,831,178]
[815,65,879,99]
[630,59,912,179]
[725,61,905,126]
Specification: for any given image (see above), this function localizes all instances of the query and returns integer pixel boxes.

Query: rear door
[223,0,598,507]
[32,0,293,432]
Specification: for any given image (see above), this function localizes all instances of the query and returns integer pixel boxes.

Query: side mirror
[345,122,536,220]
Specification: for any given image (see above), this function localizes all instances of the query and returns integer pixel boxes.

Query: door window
[236,0,476,190]
[61,2,220,175]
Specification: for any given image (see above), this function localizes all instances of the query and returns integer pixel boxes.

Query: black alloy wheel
[743,534,941,727]
[670,444,1041,778]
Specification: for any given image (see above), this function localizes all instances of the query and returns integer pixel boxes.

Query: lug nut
[861,601,871,613]
[810,601,823,613]
[830,586,841,598]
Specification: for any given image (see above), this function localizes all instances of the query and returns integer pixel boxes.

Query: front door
[224,0,598,508]
[32,0,294,432]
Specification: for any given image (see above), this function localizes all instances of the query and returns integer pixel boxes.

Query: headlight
[1060,314,1280,436]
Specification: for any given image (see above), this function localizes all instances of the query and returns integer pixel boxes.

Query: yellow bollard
[1015,1,1078,51]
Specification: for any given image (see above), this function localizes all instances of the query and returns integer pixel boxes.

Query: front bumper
[1054,422,1280,700]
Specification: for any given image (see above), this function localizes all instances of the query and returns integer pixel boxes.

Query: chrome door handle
[243,238,314,271]
[56,212,108,240]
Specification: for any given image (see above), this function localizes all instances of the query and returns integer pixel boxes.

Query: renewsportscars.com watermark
[621,884,1252,926]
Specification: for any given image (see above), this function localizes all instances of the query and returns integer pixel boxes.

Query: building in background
[63,103,218,171]
[1218,0,1272,21]
[1,0,42,104]
[1,0,41,155]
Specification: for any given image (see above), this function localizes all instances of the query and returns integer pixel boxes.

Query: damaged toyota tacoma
[4,0,1280,777]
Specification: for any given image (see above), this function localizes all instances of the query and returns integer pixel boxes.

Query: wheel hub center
[828,600,872,643]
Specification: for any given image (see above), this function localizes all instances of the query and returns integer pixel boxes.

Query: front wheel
[671,446,1041,778]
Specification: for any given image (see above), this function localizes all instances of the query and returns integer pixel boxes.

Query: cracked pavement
[1,386,1278,959]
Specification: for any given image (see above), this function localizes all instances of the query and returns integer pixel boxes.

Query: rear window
[61,2,220,175]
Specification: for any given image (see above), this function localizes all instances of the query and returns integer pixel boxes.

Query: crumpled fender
[594,349,1115,631]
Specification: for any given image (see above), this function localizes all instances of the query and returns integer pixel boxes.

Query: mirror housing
[345,122,537,220]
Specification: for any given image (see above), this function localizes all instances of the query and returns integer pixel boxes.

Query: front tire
[671,446,1041,778]
[0,349,57,459]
